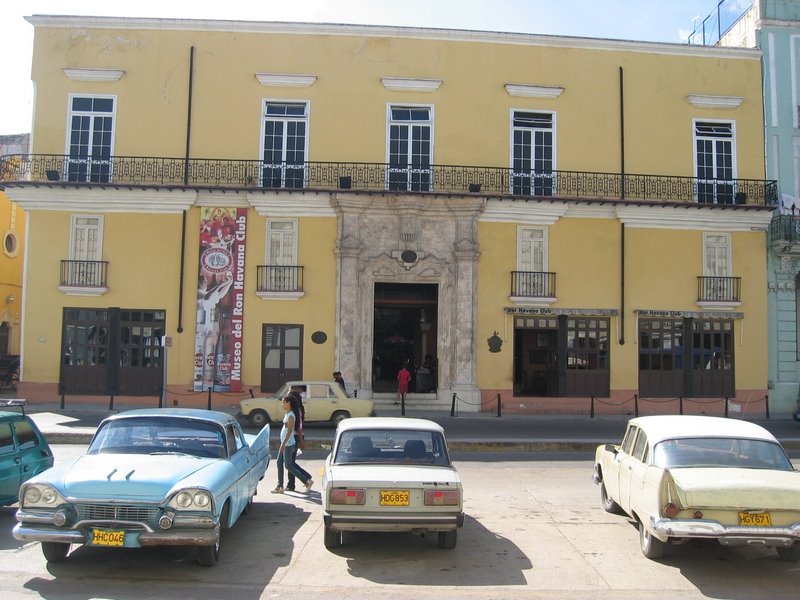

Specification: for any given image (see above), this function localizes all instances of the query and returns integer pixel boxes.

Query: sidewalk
[15,399,800,452]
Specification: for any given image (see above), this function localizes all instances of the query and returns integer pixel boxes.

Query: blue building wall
[759,6,800,413]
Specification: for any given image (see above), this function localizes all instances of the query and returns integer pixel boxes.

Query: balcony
[256,265,304,300]
[0,154,779,206]
[697,276,741,309]
[769,214,800,255]
[59,260,109,296]
[510,271,557,305]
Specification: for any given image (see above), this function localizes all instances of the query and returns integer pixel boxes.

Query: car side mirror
[605,443,618,455]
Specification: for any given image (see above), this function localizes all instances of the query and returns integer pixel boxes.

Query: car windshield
[333,429,451,466]
[652,437,793,470]
[88,416,227,458]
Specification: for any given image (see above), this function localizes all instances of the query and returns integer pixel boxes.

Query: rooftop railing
[0,154,779,205]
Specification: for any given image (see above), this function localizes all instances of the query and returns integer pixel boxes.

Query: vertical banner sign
[194,207,247,392]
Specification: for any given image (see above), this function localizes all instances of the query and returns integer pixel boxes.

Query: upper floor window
[70,215,104,262]
[262,101,309,189]
[66,95,115,183]
[703,232,731,278]
[511,111,554,196]
[387,105,433,192]
[694,120,735,204]
[262,219,301,293]
[61,215,106,289]
[266,219,297,266]
[514,227,552,297]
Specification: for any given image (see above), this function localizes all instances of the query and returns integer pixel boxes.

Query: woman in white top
[271,396,314,494]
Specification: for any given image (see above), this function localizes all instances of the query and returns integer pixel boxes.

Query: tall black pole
[177,46,195,335]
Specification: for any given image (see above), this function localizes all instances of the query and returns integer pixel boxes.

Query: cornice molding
[2,186,195,213]
[254,73,317,87]
[480,199,569,224]
[505,84,564,98]
[380,77,443,92]
[63,68,125,82]
[248,191,337,216]
[616,205,772,231]
[480,197,773,230]
[687,94,744,109]
[26,16,761,61]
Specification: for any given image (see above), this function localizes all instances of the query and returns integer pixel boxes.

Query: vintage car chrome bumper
[14,508,220,547]
[324,511,464,532]
[13,522,220,546]
[650,516,800,547]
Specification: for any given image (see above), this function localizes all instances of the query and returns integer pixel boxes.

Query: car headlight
[169,488,213,511]
[21,484,65,508]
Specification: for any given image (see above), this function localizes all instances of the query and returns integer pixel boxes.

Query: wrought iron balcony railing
[770,214,800,245]
[511,271,557,298]
[60,260,109,288]
[256,265,304,293]
[0,154,779,205]
[697,276,741,303]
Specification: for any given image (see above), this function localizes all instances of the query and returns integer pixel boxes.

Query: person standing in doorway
[396,362,411,405]
[333,371,347,395]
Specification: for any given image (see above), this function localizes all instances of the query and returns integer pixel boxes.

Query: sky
[0,0,753,136]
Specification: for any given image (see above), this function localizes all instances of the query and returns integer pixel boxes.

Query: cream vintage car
[322,417,464,550]
[239,380,375,428]
[594,415,800,561]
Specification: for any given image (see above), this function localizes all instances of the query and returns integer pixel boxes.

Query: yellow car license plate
[91,528,126,546]
[380,490,409,506]
[738,512,771,526]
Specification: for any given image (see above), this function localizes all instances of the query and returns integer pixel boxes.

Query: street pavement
[13,399,800,453]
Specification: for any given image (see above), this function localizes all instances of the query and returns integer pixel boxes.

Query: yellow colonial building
[0,15,776,414]
[0,134,27,369]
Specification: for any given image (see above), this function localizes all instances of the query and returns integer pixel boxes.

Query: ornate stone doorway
[333,193,484,408]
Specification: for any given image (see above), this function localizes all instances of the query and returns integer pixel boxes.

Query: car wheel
[249,409,270,428]
[197,541,220,567]
[324,526,342,549]
[41,542,70,563]
[600,482,623,514]
[438,530,457,549]
[777,545,800,562]
[331,410,350,426]
[639,521,665,559]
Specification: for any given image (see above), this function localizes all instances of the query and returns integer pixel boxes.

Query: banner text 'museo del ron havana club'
[194,207,246,392]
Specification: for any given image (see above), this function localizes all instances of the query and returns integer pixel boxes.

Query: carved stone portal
[332,193,485,407]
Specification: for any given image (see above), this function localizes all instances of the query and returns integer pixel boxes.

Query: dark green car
[0,406,53,506]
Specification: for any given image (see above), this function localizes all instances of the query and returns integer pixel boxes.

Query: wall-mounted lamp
[5,295,14,304]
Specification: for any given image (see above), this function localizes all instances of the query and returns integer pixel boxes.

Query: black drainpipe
[177,46,195,334]
[618,66,625,345]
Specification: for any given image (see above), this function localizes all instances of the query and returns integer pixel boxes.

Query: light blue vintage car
[13,408,270,566]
